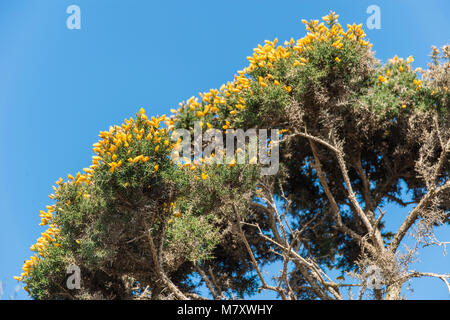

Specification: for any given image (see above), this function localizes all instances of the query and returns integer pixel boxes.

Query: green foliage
[18,13,449,300]
[165,212,220,264]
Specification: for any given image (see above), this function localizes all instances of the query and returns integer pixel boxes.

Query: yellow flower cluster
[164,201,182,224]
[247,38,291,71]
[175,86,240,126]
[245,12,366,74]
[39,205,55,226]
[413,79,422,90]
[174,11,372,133]
[14,255,38,283]
[14,224,61,283]
[90,108,170,174]
[18,12,375,290]
[297,13,369,53]
[16,108,173,286]
[378,75,387,83]
[386,54,424,92]
[15,197,63,285]
[30,225,61,255]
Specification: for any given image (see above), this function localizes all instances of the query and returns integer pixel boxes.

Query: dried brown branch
[390,180,450,253]
[144,220,188,300]
[232,205,288,299]
[195,265,218,299]
[408,271,450,295]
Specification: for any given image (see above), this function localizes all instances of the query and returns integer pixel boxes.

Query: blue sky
[0,0,449,300]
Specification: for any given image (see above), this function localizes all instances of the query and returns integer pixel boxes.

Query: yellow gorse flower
[17,107,174,286]
[18,13,377,290]
[172,12,372,140]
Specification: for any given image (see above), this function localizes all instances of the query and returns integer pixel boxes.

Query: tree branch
[390,180,450,253]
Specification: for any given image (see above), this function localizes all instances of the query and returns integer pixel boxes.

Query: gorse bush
[16,12,449,300]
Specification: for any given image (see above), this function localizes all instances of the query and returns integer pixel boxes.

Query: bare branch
[308,138,377,251]
[408,271,450,295]
[195,265,218,299]
[144,221,188,300]
[390,180,450,253]
[232,205,288,299]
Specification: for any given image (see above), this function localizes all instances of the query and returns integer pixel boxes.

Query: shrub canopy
[17,12,449,300]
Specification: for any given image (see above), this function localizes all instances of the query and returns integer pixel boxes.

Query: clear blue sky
[0,0,448,300]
